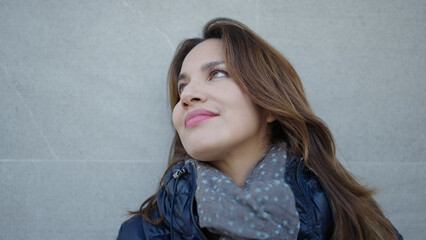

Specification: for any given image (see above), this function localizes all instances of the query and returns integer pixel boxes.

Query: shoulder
[117,214,172,240]
[116,215,145,240]
[117,161,198,240]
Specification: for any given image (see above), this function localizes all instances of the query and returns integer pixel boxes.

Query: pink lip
[184,108,219,128]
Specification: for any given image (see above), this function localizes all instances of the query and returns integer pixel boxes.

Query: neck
[210,140,270,187]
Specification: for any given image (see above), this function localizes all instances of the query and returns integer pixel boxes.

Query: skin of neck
[210,135,271,187]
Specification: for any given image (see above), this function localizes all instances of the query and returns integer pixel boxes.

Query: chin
[184,140,221,162]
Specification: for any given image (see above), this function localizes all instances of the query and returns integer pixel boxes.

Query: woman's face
[172,39,270,163]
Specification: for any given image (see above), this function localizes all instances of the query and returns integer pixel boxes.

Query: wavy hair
[133,17,397,240]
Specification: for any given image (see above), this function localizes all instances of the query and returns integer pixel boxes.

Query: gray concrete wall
[0,1,424,239]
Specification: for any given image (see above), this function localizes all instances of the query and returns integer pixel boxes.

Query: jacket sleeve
[116,215,146,240]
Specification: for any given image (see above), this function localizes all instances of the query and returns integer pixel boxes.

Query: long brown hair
[134,17,397,240]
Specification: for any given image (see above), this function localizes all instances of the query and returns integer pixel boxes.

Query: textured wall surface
[1,1,425,239]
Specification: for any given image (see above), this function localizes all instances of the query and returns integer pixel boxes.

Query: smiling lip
[184,109,219,128]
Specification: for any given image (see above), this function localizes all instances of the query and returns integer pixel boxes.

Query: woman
[117,18,403,240]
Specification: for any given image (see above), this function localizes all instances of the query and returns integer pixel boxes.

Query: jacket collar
[156,160,205,239]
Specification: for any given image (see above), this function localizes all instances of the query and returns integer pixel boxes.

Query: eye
[177,82,187,95]
[209,70,228,80]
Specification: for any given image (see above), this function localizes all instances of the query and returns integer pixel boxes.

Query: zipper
[170,169,184,240]
[295,157,316,229]
[190,161,207,240]
[173,168,186,179]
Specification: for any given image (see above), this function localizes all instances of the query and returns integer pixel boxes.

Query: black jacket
[117,156,402,239]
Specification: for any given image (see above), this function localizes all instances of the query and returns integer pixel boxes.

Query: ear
[266,111,276,123]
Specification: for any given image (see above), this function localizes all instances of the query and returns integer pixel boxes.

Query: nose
[179,81,207,108]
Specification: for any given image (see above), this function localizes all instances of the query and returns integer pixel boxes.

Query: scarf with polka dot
[194,144,300,239]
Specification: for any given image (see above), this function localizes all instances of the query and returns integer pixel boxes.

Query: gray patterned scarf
[194,144,300,239]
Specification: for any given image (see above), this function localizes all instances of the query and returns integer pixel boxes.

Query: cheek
[172,104,182,130]
[232,94,265,128]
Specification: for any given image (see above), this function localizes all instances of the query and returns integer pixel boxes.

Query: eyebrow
[201,61,225,71]
[177,61,225,81]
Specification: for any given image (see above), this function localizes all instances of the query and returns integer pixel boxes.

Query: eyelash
[209,69,228,80]
[177,69,229,96]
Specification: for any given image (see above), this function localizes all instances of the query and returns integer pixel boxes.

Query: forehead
[180,39,225,72]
